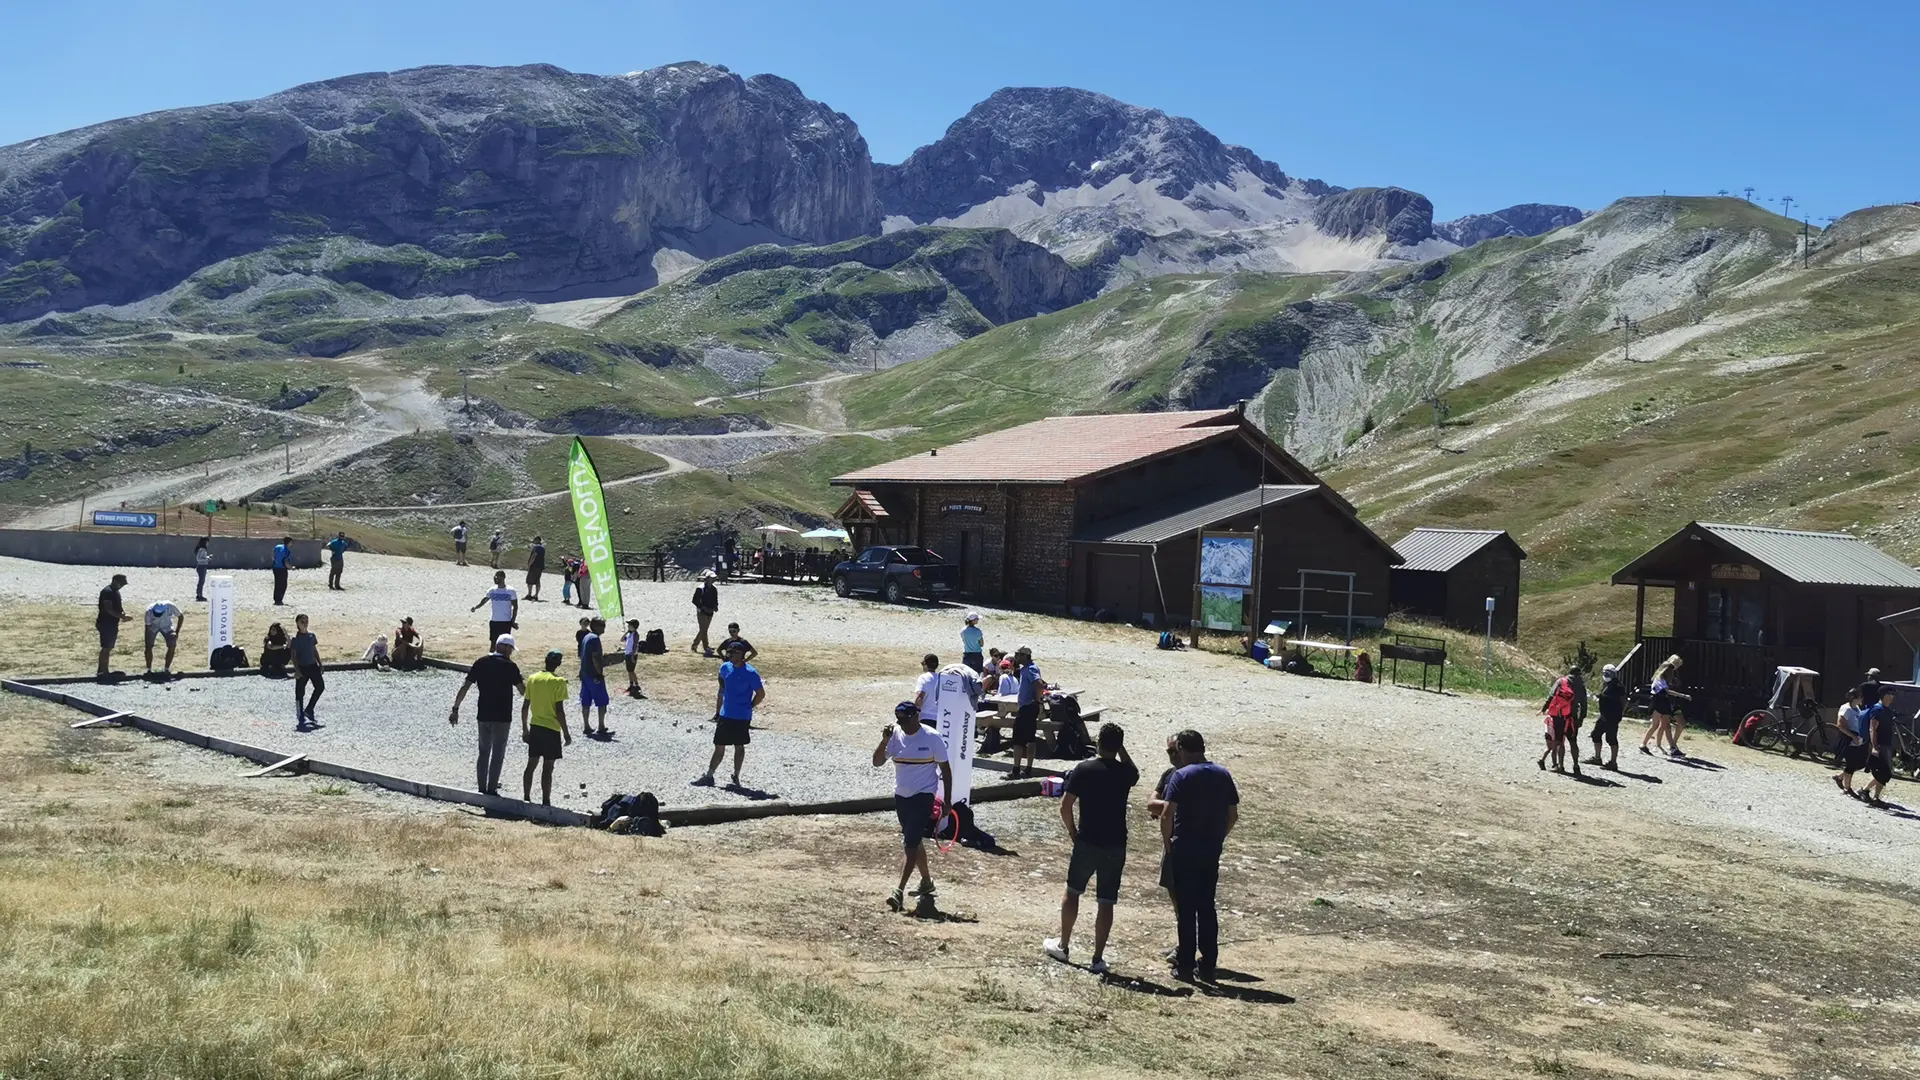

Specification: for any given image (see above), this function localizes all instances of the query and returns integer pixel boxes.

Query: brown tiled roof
[832,410,1248,485]
[854,490,889,518]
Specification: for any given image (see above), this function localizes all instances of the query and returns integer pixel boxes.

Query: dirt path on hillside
[9,373,448,530]
[309,452,695,511]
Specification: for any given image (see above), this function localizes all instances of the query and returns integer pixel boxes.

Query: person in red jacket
[1538,666,1583,776]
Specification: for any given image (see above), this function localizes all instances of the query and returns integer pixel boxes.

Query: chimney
[1234,400,1247,418]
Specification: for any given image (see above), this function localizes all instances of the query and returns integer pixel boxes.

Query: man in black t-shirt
[1043,723,1138,975]
[95,573,130,677]
[449,634,524,795]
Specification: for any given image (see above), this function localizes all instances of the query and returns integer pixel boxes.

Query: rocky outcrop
[875,87,1335,223]
[1434,203,1585,247]
[1311,188,1435,246]
[0,62,879,321]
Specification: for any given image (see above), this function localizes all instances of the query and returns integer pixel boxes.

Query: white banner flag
[934,665,978,806]
[207,575,235,657]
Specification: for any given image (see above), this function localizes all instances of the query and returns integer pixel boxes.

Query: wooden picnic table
[977,690,1102,739]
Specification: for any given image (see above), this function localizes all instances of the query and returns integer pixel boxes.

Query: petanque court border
[3,659,1043,828]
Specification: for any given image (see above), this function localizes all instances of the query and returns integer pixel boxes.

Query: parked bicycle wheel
[1749,714,1784,752]
[1802,723,1842,767]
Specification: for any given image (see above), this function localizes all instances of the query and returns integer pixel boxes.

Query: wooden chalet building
[1390,528,1527,638]
[831,408,1400,634]
[1612,521,1920,717]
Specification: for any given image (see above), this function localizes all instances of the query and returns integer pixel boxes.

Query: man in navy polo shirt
[1159,729,1239,982]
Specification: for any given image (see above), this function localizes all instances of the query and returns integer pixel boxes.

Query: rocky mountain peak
[1310,187,1435,246]
[0,62,879,321]
[875,86,1332,224]
[1434,203,1585,247]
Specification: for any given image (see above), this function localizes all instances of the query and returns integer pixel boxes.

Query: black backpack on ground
[933,802,998,850]
[593,791,663,835]
[1050,696,1093,759]
[641,629,667,655]
[210,645,249,672]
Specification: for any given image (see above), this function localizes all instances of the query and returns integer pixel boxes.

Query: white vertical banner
[934,665,977,806]
[207,575,235,656]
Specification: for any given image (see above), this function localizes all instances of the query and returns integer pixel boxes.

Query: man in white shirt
[872,700,953,913]
[470,571,519,645]
[143,600,183,675]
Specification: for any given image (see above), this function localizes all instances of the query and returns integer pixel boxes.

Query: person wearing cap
[872,700,953,912]
[471,570,519,647]
[961,613,985,673]
[449,633,525,796]
[1010,645,1049,780]
[1858,668,1884,714]
[691,570,720,657]
[521,649,572,804]
[393,616,423,669]
[1586,663,1628,770]
[142,598,183,676]
[697,640,762,788]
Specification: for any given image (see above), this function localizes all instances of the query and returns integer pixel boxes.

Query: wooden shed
[1611,521,1920,718]
[829,408,1395,625]
[1390,528,1526,638]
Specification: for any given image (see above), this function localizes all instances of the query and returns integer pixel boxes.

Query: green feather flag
[568,437,624,621]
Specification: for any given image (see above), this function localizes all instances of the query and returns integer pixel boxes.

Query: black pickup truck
[832,546,960,603]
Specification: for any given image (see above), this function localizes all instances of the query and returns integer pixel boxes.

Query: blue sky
[4,0,1912,220]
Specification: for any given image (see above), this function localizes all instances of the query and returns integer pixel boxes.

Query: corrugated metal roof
[1075,485,1319,544]
[832,410,1243,485]
[1393,528,1518,573]
[1696,522,1920,588]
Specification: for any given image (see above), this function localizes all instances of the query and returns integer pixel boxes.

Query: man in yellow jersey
[521,649,573,805]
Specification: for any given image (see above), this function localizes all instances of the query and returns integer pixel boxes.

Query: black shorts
[1841,743,1870,772]
[1158,850,1174,892]
[488,620,513,643]
[714,718,751,746]
[1012,702,1040,746]
[98,621,119,650]
[527,570,542,586]
[524,725,563,761]
[1592,715,1621,743]
[962,652,984,673]
[1868,752,1893,786]
[1066,841,1126,905]
[895,792,936,851]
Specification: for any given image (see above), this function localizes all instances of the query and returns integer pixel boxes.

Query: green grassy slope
[1326,204,1920,666]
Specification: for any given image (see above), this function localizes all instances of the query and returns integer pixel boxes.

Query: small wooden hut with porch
[1389,528,1527,638]
[1611,521,1920,719]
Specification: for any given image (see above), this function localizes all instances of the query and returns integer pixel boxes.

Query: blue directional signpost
[92,510,157,529]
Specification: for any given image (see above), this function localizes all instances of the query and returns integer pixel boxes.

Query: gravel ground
[79,669,889,813]
[5,551,1918,886]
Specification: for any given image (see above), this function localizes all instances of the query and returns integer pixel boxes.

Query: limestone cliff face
[0,62,880,320]
[1310,187,1435,246]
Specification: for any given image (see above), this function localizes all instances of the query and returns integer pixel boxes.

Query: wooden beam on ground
[243,753,309,778]
[69,712,129,729]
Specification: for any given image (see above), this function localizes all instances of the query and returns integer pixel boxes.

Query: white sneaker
[1042,937,1069,963]
[1088,957,1110,976]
